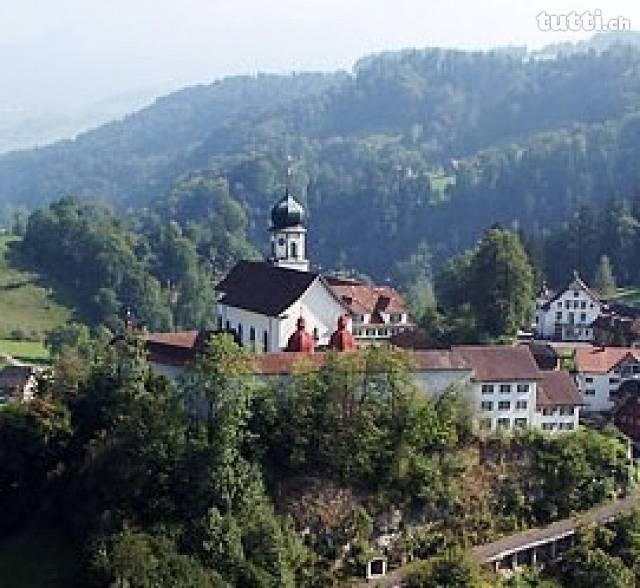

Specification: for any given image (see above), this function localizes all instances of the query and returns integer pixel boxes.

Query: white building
[215,188,413,351]
[573,346,640,412]
[534,370,582,433]
[534,272,603,342]
[146,336,582,435]
[454,346,541,433]
[216,262,348,352]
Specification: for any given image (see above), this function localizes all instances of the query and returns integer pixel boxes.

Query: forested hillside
[4,37,640,285]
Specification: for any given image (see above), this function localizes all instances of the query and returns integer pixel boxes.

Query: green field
[612,287,640,307]
[0,339,50,364]
[0,527,82,588]
[0,234,73,347]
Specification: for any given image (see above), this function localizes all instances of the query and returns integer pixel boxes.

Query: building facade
[534,273,603,342]
[573,346,640,413]
[146,336,582,435]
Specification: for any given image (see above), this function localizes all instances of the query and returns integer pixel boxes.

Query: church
[215,188,413,352]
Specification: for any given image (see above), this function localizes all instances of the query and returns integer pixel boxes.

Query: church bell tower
[269,188,309,272]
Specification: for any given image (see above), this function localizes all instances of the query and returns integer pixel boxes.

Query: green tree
[469,227,534,340]
[595,255,617,296]
[404,548,491,587]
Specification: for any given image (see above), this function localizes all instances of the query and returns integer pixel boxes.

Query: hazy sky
[2,0,639,111]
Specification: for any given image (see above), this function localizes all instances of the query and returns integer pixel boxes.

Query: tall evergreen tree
[594,255,617,296]
[469,227,535,340]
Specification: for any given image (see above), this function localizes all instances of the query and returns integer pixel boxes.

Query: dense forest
[1,332,635,586]
[4,36,640,288]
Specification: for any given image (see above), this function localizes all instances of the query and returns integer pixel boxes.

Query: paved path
[353,489,640,586]
[473,488,640,563]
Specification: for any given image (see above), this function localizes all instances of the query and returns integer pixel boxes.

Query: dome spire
[268,157,309,271]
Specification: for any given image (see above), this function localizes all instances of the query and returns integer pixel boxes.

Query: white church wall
[217,304,280,352]
[279,278,348,348]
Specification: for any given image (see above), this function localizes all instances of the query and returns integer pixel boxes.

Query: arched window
[290,241,298,259]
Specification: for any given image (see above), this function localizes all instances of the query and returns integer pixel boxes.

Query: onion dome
[286,317,315,353]
[329,316,357,352]
[271,189,306,229]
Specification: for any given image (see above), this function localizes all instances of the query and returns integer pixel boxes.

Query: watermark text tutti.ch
[537,10,631,33]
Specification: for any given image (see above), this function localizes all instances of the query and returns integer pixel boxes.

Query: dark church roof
[216,261,321,317]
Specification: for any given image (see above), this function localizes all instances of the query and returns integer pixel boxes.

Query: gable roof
[537,370,583,406]
[252,349,472,376]
[254,352,327,375]
[325,276,407,317]
[574,346,640,374]
[216,261,324,317]
[541,272,601,311]
[146,331,199,349]
[453,345,542,382]
[412,350,471,371]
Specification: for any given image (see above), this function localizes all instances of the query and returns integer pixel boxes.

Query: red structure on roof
[329,316,357,352]
[286,317,315,353]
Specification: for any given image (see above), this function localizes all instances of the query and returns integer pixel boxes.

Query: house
[592,302,640,347]
[145,333,582,434]
[534,272,603,342]
[215,188,413,351]
[216,261,348,352]
[146,330,202,381]
[0,365,38,404]
[453,346,542,434]
[324,276,413,343]
[573,346,640,413]
[535,370,583,433]
[610,379,640,441]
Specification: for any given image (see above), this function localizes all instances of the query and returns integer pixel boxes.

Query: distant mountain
[0,85,175,155]
[4,35,640,278]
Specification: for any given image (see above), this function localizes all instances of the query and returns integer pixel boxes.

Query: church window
[290,241,298,259]
[217,315,223,330]
[263,331,268,353]
[225,320,231,331]
[237,323,243,344]
[313,327,319,341]
[250,327,256,351]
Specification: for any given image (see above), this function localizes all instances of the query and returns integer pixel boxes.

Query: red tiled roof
[453,345,541,382]
[574,346,640,374]
[537,370,583,406]
[325,277,407,317]
[252,350,472,375]
[412,350,470,371]
[146,331,199,349]
[253,352,327,375]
